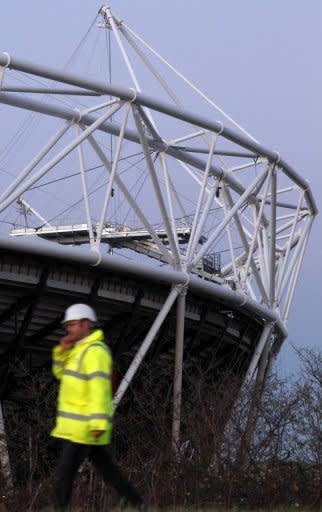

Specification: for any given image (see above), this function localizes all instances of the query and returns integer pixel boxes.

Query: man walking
[51,303,144,511]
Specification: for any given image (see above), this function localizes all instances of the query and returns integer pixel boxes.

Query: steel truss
[0,6,317,451]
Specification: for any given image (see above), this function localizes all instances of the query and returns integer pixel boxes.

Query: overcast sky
[1,1,321,376]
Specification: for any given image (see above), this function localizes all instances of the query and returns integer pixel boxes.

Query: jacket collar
[75,329,104,348]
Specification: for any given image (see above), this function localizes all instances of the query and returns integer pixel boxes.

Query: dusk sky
[1,1,321,376]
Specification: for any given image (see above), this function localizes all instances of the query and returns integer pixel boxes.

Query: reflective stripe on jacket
[51,329,113,445]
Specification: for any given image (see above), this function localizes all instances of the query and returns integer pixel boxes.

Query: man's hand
[60,334,76,352]
[92,430,104,439]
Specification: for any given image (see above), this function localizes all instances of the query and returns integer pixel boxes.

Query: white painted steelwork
[0,6,317,450]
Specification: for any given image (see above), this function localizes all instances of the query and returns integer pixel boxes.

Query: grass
[65,504,316,512]
[1,502,319,512]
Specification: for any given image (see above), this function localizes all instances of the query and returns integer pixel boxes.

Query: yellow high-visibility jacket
[51,329,113,445]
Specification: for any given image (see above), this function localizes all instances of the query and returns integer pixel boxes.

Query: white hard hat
[63,303,97,324]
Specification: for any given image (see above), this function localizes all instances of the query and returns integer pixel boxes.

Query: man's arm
[52,335,74,380]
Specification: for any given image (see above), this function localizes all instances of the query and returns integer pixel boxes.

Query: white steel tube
[221,252,246,277]
[188,180,219,268]
[276,217,304,236]
[0,231,287,337]
[119,23,181,107]
[123,23,258,142]
[178,160,211,194]
[266,186,296,197]
[257,231,269,294]
[76,126,95,248]
[276,193,303,297]
[133,105,181,265]
[1,88,306,208]
[114,286,180,407]
[0,54,317,215]
[82,98,120,116]
[17,198,51,227]
[120,24,221,159]
[103,8,140,92]
[192,167,268,267]
[251,202,269,292]
[0,120,72,203]
[87,133,175,265]
[246,278,257,301]
[276,233,301,242]
[262,223,270,287]
[222,195,239,282]
[169,129,206,146]
[279,218,311,300]
[244,169,272,279]
[105,8,158,134]
[275,255,284,297]
[166,173,189,224]
[231,159,264,173]
[283,220,312,322]
[279,232,301,251]
[242,322,273,389]
[222,186,269,304]
[135,103,161,142]
[172,290,186,450]
[240,210,256,230]
[277,212,302,222]
[186,133,217,262]
[256,332,273,385]
[0,102,122,215]
[160,152,180,256]
[95,102,131,246]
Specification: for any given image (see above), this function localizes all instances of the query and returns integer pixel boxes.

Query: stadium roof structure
[0,5,317,450]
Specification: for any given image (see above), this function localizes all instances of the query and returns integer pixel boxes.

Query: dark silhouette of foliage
[0,348,321,511]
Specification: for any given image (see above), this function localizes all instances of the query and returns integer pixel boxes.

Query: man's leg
[91,445,144,507]
[52,440,88,511]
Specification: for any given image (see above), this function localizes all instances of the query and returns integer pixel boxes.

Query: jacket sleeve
[82,345,113,432]
[52,344,71,380]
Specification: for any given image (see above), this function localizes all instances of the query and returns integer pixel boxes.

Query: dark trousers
[53,440,143,511]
